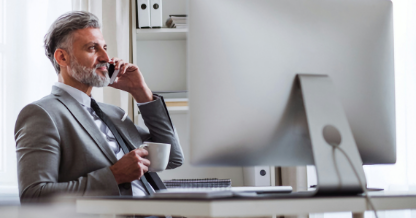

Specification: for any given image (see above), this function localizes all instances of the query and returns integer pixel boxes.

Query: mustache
[94,63,108,70]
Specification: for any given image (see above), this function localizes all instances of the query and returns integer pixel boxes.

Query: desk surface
[76,191,416,217]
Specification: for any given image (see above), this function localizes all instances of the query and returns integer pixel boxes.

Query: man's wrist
[109,165,123,184]
[131,86,153,103]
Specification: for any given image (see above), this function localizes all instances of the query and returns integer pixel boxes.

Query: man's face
[68,27,110,87]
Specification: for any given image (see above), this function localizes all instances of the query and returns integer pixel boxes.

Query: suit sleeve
[15,104,119,203]
[137,96,184,169]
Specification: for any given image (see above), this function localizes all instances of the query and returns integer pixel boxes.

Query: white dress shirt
[54,82,150,196]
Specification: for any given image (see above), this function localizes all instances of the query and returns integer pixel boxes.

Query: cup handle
[138,144,149,150]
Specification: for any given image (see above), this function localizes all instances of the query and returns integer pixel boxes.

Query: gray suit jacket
[14,86,184,203]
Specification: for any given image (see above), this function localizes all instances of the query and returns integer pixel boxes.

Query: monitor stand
[296,74,366,196]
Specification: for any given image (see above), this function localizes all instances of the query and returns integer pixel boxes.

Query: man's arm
[15,104,120,203]
[107,58,184,170]
[135,95,184,169]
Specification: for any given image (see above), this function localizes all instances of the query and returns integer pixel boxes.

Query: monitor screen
[188,0,395,166]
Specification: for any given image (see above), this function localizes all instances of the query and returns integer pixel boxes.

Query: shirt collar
[54,82,92,108]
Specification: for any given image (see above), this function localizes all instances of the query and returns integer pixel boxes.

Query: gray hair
[44,11,101,74]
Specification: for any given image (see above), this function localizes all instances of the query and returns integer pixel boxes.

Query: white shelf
[136,28,187,40]
[167,106,189,114]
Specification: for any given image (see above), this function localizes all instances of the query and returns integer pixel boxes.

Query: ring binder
[150,0,162,28]
[137,0,150,28]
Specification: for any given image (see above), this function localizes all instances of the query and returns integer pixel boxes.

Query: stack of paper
[154,91,188,108]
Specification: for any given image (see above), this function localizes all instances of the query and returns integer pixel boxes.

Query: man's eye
[89,46,96,50]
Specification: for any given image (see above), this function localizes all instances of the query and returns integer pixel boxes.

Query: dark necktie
[90,98,155,195]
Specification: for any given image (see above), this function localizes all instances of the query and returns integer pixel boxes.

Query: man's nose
[98,48,110,63]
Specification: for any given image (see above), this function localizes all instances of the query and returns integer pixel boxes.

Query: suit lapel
[100,104,142,150]
[52,87,118,164]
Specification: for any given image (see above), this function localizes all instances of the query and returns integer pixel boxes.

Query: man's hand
[109,148,150,184]
[108,58,153,103]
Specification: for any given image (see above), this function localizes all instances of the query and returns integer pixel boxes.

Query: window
[0,0,72,195]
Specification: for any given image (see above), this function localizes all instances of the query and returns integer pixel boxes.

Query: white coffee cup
[139,142,171,172]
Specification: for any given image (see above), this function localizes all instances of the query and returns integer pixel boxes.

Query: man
[14,11,184,203]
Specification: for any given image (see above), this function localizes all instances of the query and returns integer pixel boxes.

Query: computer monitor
[188,0,395,194]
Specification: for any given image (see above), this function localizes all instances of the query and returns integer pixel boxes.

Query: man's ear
[54,48,70,68]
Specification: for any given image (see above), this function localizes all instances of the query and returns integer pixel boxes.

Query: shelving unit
[130,0,245,186]
[136,28,187,41]
[131,0,189,126]
[132,0,189,113]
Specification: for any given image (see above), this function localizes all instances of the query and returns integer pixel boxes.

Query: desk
[76,191,416,218]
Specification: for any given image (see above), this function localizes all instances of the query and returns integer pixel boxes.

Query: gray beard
[69,55,110,87]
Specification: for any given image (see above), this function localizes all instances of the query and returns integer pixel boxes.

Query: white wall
[136,40,187,92]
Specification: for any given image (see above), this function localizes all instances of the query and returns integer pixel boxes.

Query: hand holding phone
[108,57,153,103]
[107,63,120,84]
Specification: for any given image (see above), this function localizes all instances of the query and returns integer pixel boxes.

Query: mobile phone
[107,63,120,84]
